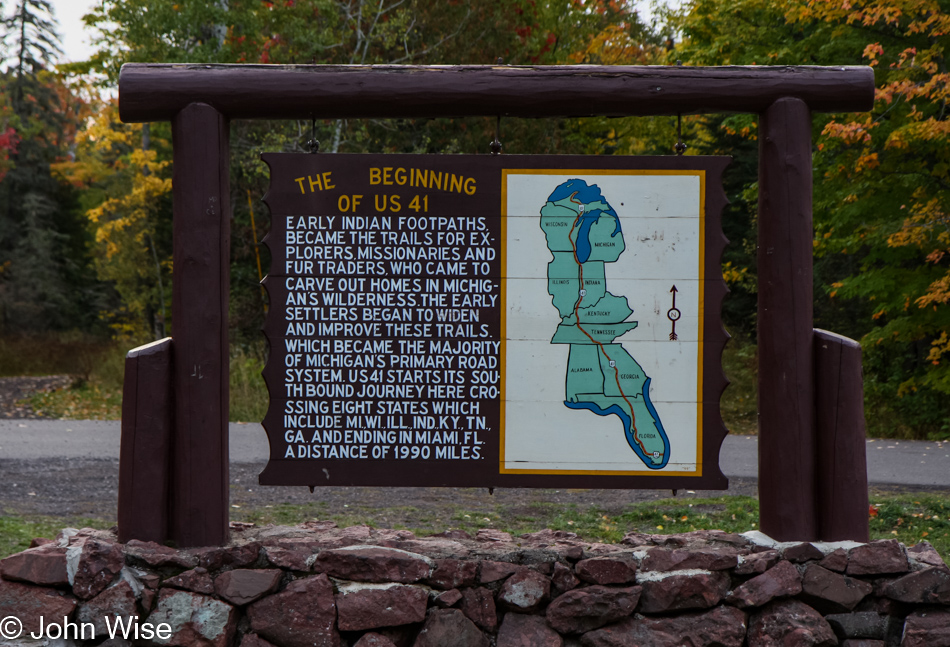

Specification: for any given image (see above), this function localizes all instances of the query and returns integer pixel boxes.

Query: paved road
[1,420,948,488]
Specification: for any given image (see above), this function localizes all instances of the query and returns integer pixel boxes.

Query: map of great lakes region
[540,179,671,469]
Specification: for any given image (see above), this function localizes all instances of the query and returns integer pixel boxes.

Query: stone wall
[0,522,948,646]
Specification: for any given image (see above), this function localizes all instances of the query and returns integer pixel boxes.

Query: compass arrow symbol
[667,285,681,341]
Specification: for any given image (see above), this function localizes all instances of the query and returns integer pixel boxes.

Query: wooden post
[758,97,818,541]
[814,329,870,542]
[171,103,231,547]
[118,338,173,543]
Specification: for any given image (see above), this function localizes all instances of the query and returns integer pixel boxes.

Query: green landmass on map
[541,178,671,470]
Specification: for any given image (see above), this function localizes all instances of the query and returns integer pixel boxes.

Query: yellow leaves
[855,153,879,172]
[926,332,950,365]
[722,261,750,285]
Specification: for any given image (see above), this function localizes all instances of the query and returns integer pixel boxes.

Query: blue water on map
[548,180,623,264]
[564,396,669,470]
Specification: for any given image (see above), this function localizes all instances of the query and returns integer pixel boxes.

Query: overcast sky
[47,0,98,64]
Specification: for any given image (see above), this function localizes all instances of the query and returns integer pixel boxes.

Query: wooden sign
[259,154,729,489]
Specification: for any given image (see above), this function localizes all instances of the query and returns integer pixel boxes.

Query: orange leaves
[568,23,653,65]
[821,118,877,145]
[864,42,884,65]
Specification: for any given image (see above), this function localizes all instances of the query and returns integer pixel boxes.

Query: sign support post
[170,102,231,547]
[758,97,818,541]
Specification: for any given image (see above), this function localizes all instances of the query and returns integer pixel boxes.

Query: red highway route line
[566,192,658,459]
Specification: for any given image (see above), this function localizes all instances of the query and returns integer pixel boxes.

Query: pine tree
[0,0,96,333]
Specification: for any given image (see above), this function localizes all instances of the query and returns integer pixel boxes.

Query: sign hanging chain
[308,117,319,153]
[674,113,687,155]
[490,115,503,155]
[490,57,504,155]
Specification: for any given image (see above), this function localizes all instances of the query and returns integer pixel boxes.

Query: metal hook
[308,117,319,154]
[490,115,503,155]
[674,113,687,155]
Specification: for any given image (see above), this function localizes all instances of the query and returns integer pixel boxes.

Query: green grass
[229,344,268,423]
[721,338,758,435]
[0,333,117,379]
[0,516,112,557]
[14,337,269,423]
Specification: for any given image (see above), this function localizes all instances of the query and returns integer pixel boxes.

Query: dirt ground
[0,455,760,524]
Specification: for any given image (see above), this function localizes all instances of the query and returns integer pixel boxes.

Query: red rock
[336,583,428,631]
[430,529,473,540]
[497,569,551,612]
[459,586,497,631]
[0,544,68,586]
[558,545,585,561]
[124,540,198,569]
[426,559,478,589]
[846,540,909,576]
[726,560,803,609]
[580,604,747,647]
[907,540,947,569]
[342,524,374,541]
[192,543,262,570]
[214,569,282,606]
[546,585,640,633]
[412,609,488,647]
[497,612,562,647]
[164,567,214,595]
[148,588,237,647]
[638,570,729,613]
[575,556,637,585]
[735,550,781,576]
[641,547,738,572]
[433,588,462,608]
[552,561,580,593]
[475,529,512,542]
[71,539,124,600]
[141,587,156,613]
[819,549,849,573]
[240,634,279,647]
[521,529,579,543]
[264,547,313,571]
[302,520,339,531]
[823,611,887,641]
[747,599,837,647]
[247,574,339,647]
[354,633,399,647]
[882,566,950,604]
[800,563,873,613]
[479,561,521,583]
[99,639,134,647]
[0,578,78,637]
[76,580,137,637]
[900,608,950,647]
[29,537,54,548]
[385,537,470,560]
[783,542,825,563]
[313,546,433,583]
[620,532,653,547]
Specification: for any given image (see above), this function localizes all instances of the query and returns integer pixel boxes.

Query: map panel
[503,171,705,475]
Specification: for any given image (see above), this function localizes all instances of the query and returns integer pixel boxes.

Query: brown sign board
[259,154,729,490]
